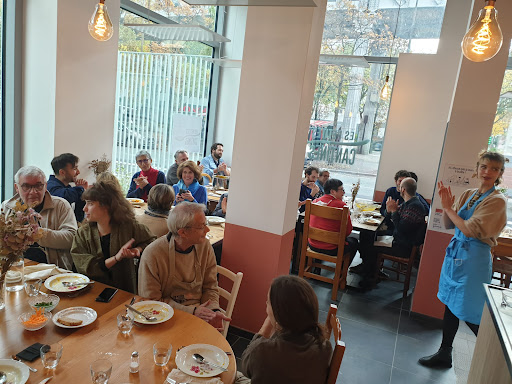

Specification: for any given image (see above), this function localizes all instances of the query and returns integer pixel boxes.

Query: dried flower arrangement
[89,154,112,176]
[351,179,360,209]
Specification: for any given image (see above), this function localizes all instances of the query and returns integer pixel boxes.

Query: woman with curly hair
[71,181,156,293]
[172,160,207,205]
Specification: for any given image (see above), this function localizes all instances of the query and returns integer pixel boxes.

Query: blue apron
[437,187,495,325]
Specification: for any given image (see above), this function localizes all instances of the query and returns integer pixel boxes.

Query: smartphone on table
[95,288,118,303]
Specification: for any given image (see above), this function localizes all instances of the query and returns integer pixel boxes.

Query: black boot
[418,347,452,368]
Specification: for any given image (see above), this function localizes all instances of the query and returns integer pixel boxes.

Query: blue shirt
[47,175,85,222]
[200,154,226,177]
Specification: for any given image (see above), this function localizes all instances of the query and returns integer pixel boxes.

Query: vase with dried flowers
[0,201,43,309]
[351,179,360,210]
[89,154,112,176]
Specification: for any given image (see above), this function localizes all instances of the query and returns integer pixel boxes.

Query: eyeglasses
[19,183,45,192]
[185,222,208,230]
[137,158,150,164]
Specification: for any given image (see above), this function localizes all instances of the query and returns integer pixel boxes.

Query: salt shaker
[130,351,139,373]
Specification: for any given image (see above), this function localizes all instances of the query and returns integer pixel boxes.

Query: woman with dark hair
[308,178,358,257]
[71,181,156,293]
[138,184,175,237]
[419,150,507,368]
[172,160,207,205]
[238,275,332,384]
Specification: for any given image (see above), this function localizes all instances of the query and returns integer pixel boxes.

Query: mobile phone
[95,288,118,303]
[179,188,187,195]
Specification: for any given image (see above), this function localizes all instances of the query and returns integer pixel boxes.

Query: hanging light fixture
[88,0,114,42]
[380,2,402,101]
[461,0,503,62]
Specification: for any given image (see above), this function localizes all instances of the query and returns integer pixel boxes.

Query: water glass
[40,343,63,369]
[24,279,42,297]
[153,342,172,366]
[117,312,133,334]
[5,258,24,292]
[90,359,112,384]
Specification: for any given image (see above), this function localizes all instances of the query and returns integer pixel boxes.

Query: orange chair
[325,304,346,384]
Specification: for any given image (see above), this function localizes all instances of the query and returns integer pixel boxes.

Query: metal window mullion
[112,52,123,170]
[148,54,159,170]
[126,53,137,175]
[161,55,172,169]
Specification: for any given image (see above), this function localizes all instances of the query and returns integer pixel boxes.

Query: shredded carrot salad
[23,308,47,326]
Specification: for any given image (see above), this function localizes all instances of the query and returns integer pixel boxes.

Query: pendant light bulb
[88,0,114,42]
[380,76,391,101]
[461,0,503,62]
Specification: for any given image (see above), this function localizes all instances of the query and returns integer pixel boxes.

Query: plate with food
[214,175,229,180]
[127,198,144,207]
[206,216,225,225]
[363,218,381,226]
[0,359,30,384]
[44,273,91,292]
[127,301,174,324]
[28,293,60,312]
[176,344,229,378]
[53,307,97,328]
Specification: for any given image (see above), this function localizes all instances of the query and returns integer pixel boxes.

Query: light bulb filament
[95,8,107,37]
[471,7,493,56]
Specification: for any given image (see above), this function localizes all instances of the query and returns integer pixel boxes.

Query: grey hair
[14,166,46,184]
[319,169,329,177]
[135,150,152,161]
[167,202,206,236]
[174,149,188,160]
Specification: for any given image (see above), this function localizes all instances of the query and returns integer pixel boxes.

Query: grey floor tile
[452,351,472,372]
[310,279,342,310]
[339,317,397,366]
[390,367,446,384]
[231,337,251,359]
[345,275,410,310]
[393,335,457,384]
[226,332,239,347]
[339,293,401,333]
[398,311,443,345]
[452,337,470,355]
[467,340,476,359]
[337,353,392,384]
[454,368,469,384]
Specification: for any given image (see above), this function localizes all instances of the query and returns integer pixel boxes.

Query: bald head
[400,177,417,198]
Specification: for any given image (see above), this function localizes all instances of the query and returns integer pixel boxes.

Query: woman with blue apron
[419,151,507,368]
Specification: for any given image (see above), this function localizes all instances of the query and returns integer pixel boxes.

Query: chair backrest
[216,265,243,337]
[201,173,212,184]
[303,199,350,250]
[492,241,512,275]
[325,304,346,384]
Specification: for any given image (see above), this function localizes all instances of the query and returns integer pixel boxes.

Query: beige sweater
[138,235,219,313]
[453,188,507,247]
[137,212,169,238]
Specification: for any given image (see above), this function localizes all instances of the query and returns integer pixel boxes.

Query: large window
[113,4,215,192]
[308,0,447,199]
[0,1,4,200]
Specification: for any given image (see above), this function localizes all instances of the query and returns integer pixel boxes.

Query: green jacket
[71,221,155,293]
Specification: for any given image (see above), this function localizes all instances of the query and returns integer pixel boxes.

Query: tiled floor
[227,256,478,384]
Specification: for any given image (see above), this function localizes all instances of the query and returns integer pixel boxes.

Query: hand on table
[386,196,399,213]
[437,181,455,210]
[208,312,231,332]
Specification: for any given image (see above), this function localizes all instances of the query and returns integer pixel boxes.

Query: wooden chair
[375,245,419,299]
[492,241,512,288]
[216,265,243,337]
[325,304,346,384]
[298,199,352,301]
[201,173,212,184]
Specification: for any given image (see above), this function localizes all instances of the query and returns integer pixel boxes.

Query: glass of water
[117,312,133,335]
[40,343,63,369]
[90,359,112,384]
[153,342,172,366]
[24,279,42,297]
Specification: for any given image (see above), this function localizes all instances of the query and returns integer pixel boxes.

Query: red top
[308,194,353,250]
[139,167,159,201]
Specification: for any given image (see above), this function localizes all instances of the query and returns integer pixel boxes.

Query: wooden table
[0,270,236,384]
[133,204,225,246]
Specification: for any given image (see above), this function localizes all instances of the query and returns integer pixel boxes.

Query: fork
[62,281,95,287]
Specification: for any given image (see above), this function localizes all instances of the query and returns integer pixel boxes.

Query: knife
[38,377,53,384]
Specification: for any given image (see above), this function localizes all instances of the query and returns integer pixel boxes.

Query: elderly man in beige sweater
[138,202,230,330]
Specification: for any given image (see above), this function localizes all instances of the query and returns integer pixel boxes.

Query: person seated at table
[200,142,231,178]
[47,153,88,222]
[298,166,320,213]
[2,166,77,270]
[309,178,358,258]
[71,181,156,293]
[212,192,228,218]
[236,275,332,384]
[380,170,410,229]
[408,171,431,213]
[358,177,427,289]
[96,171,123,193]
[166,150,190,186]
[137,184,175,238]
[314,169,329,198]
[138,202,230,330]
[172,161,208,205]
[126,150,166,202]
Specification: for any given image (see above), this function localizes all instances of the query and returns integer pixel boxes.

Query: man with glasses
[138,202,231,331]
[1,166,77,270]
[126,150,166,202]
[47,153,88,222]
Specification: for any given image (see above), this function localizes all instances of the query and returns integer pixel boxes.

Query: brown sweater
[453,188,507,247]
[138,235,219,313]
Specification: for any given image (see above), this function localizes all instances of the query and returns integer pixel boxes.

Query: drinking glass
[90,359,112,384]
[117,312,133,335]
[153,342,172,366]
[40,343,63,369]
[24,279,42,297]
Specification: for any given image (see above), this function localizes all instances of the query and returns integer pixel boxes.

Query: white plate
[53,307,97,328]
[127,198,144,204]
[0,359,30,384]
[127,301,174,324]
[28,293,60,313]
[44,273,90,293]
[206,216,225,225]
[176,344,229,378]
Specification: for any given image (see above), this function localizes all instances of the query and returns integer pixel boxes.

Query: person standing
[126,150,166,202]
[419,150,507,368]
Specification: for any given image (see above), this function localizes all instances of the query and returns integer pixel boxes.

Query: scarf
[138,167,159,201]
[176,179,201,198]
